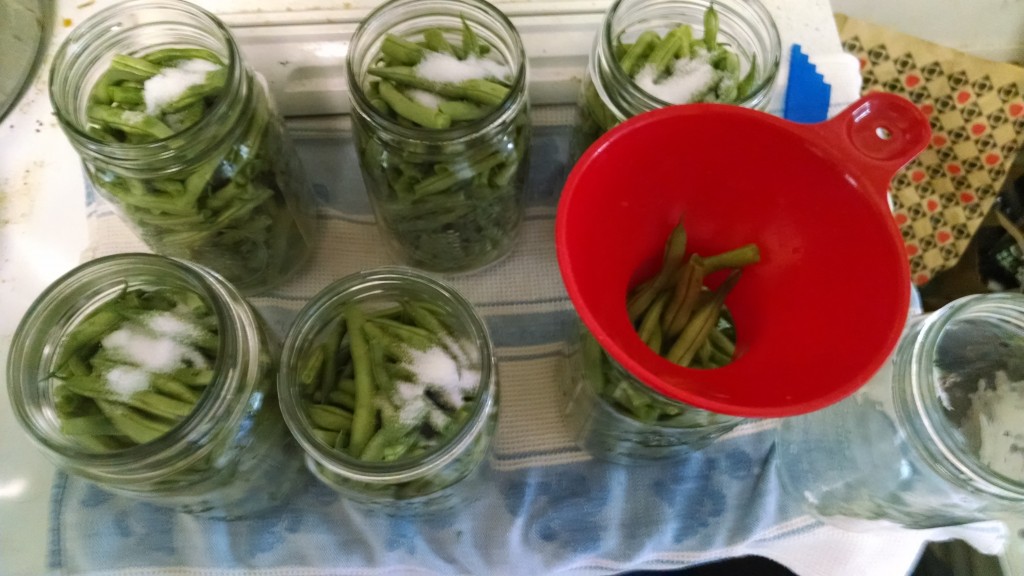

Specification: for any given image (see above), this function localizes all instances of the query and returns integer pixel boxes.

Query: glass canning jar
[561,322,746,464]
[346,0,530,274]
[6,254,303,519]
[775,293,1024,531]
[570,0,781,161]
[278,267,499,512]
[49,0,317,295]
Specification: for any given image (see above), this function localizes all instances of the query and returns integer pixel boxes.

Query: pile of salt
[100,311,209,399]
[633,55,717,105]
[413,51,508,84]
[143,58,220,115]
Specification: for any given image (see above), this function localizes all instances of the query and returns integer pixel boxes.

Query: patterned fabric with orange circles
[836,14,1024,286]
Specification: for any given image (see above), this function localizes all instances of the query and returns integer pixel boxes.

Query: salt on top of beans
[633,55,717,104]
[406,88,446,110]
[143,58,220,114]
[414,51,508,84]
[100,312,208,394]
[397,343,480,419]
[105,366,151,398]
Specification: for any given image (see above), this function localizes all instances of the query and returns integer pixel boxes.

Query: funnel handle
[807,92,931,207]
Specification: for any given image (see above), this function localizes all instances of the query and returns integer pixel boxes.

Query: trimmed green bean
[344,306,377,457]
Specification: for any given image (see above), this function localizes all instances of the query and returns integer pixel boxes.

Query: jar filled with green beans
[49,0,317,295]
[278,267,499,512]
[570,0,780,161]
[346,0,530,274]
[6,254,303,518]
[561,323,746,463]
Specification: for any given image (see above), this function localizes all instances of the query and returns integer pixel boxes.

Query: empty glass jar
[776,293,1024,532]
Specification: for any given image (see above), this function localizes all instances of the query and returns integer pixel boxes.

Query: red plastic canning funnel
[556,92,931,418]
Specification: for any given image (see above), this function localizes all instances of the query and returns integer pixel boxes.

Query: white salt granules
[964,371,1024,482]
[143,58,220,115]
[146,311,200,340]
[105,366,150,398]
[120,110,147,124]
[101,327,207,373]
[406,88,445,110]
[634,55,717,104]
[386,342,480,427]
[406,345,480,410]
[414,51,508,84]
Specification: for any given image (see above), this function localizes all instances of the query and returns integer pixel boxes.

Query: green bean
[88,105,175,139]
[664,255,705,338]
[110,54,162,79]
[378,80,452,129]
[624,221,758,370]
[381,33,425,66]
[308,404,354,431]
[666,269,741,366]
[638,292,668,351]
[424,29,457,56]
[619,30,660,77]
[143,47,225,66]
[438,99,489,121]
[299,344,326,389]
[626,221,687,321]
[707,327,736,359]
[320,319,346,401]
[703,4,719,51]
[61,414,121,436]
[647,25,691,77]
[701,243,761,273]
[413,151,506,197]
[367,67,510,106]
[737,54,758,99]
[95,399,177,444]
[460,15,483,57]
[345,306,377,457]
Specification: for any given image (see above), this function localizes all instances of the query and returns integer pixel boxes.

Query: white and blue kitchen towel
[52,116,941,576]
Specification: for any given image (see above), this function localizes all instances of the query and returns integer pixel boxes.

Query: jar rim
[906,293,1024,501]
[6,253,261,481]
[596,0,781,116]
[278,266,497,483]
[345,0,528,145]
[48,0,246,167]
